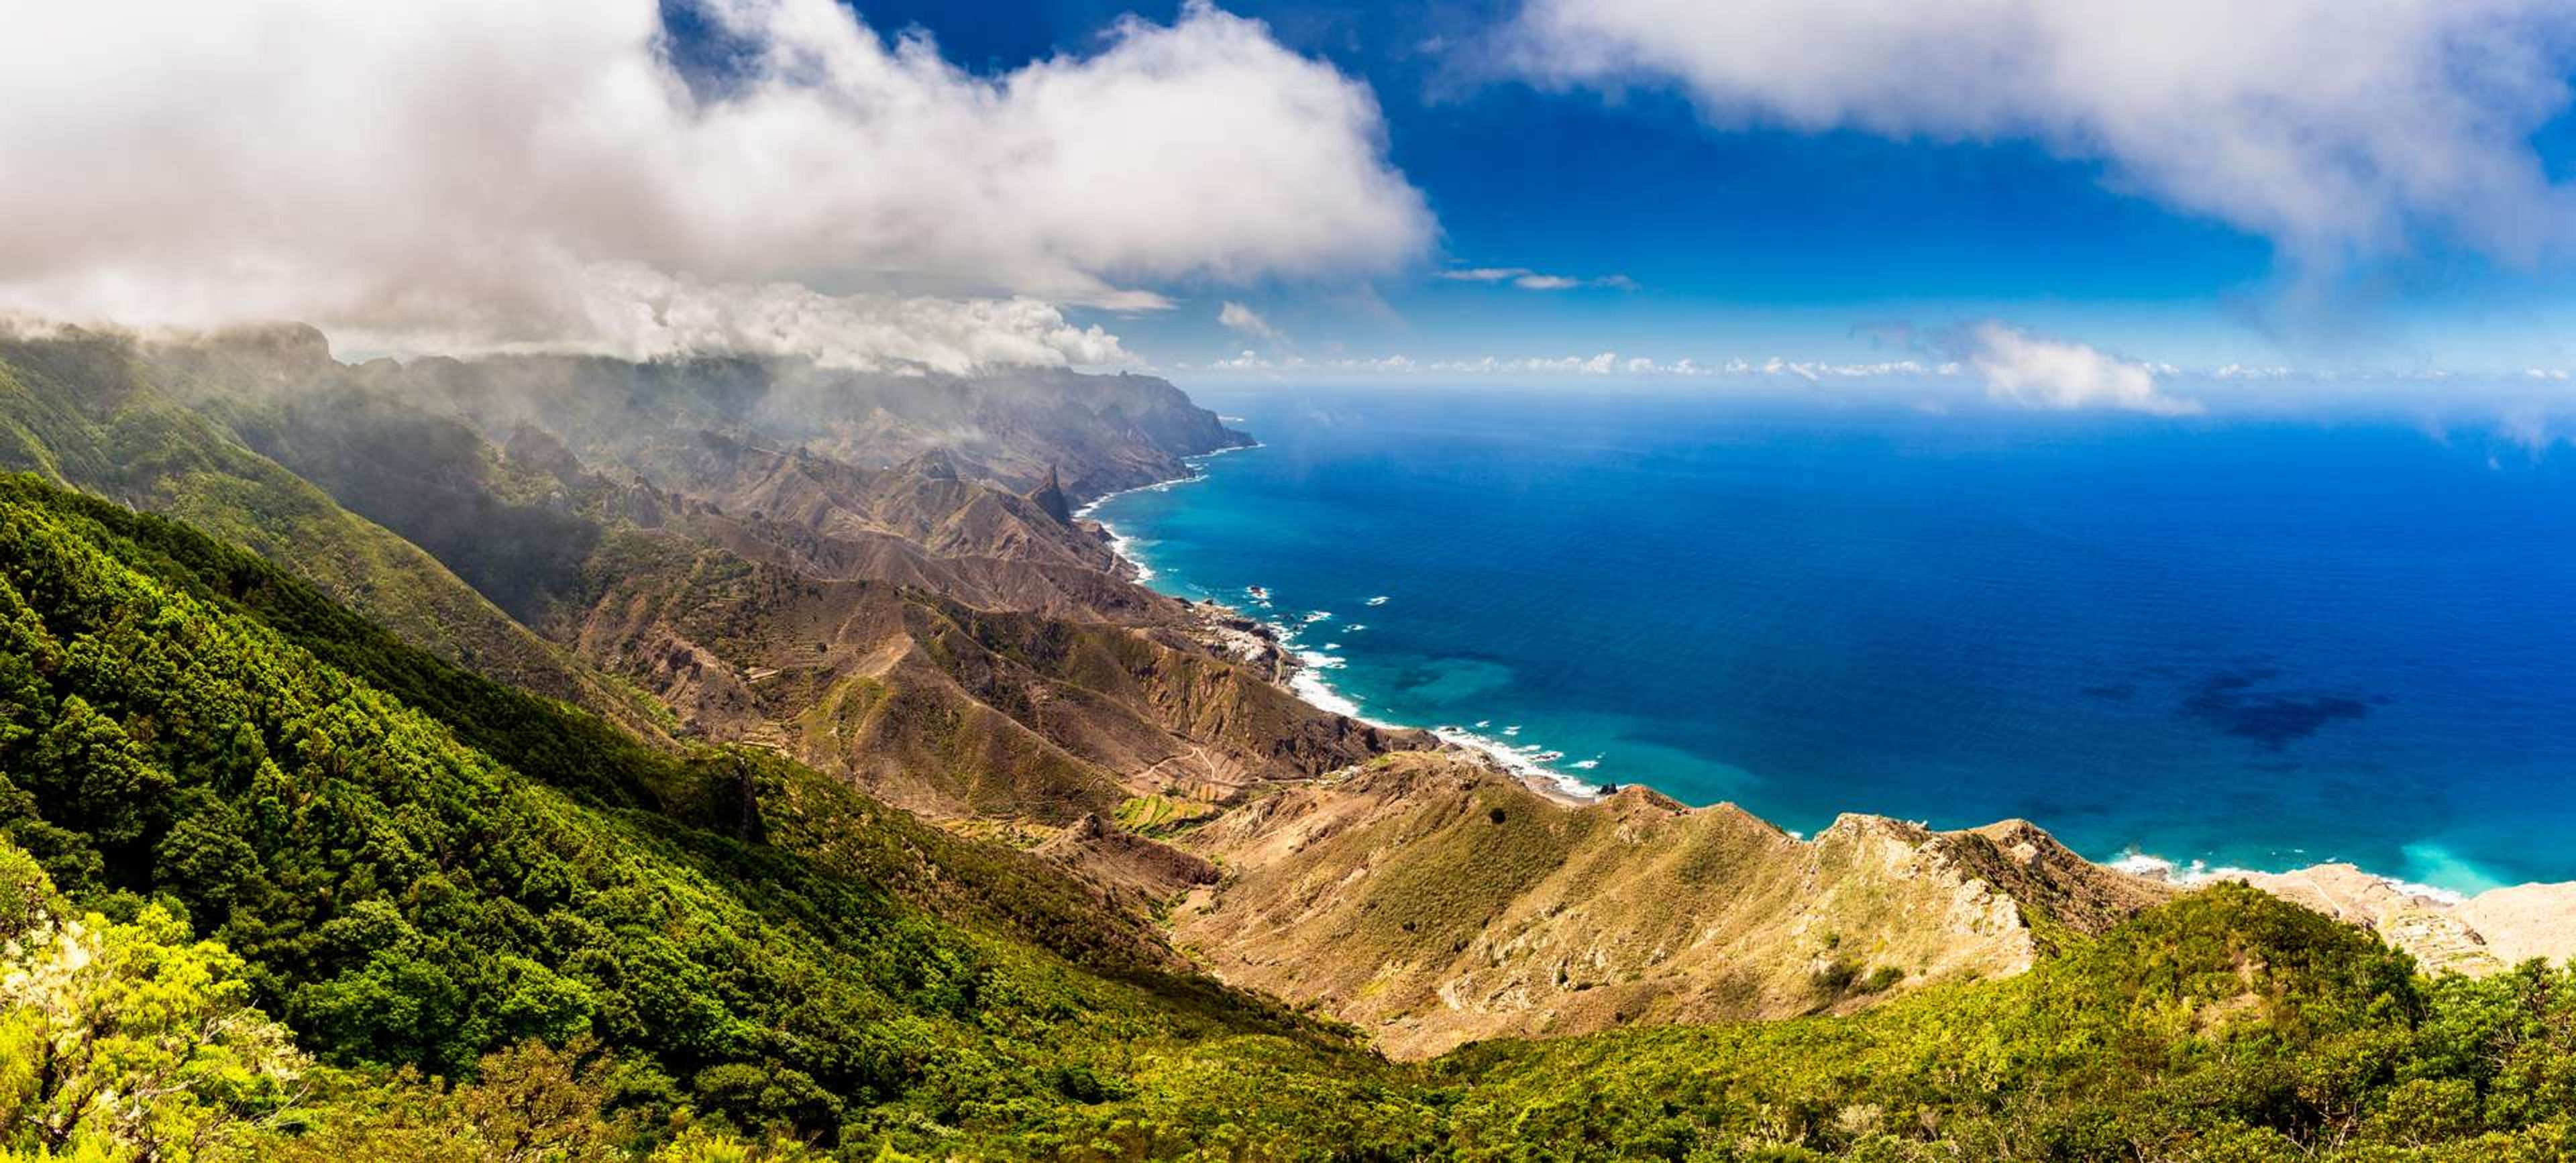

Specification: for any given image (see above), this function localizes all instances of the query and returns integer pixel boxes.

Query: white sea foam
[1346,624,1367,632]
[1367,595,1391,606]
[1300,649,1347,670]
[1289,669,1364,718]
[2383,880,2470,904]
[1102,528,1156,582]
[1428,724,1601,799]
[1472,720,1491,728]
[1501,725,1521,736]
[2108,849,2470,905]
[1570,759,1600,771]
[2106,852,2263,883]
[1303,610,1333,624]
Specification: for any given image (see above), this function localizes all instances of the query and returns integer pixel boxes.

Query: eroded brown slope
[573,529,1426,822]
[1172,752,2171,1058]
[655,443,1183,622]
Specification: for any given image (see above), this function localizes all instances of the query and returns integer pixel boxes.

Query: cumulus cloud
[1507,0,2576,268]
[1218,301,1285,343]
[0,0,1430,370]
[1969,323,2203,415]
[1439,267,1637,291]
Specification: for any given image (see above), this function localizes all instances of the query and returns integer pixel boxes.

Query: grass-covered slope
[1173,753,2173,1059]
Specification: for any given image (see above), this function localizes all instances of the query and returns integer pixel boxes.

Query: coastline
[1079,442,1608,806]
[1084,433,2572,928]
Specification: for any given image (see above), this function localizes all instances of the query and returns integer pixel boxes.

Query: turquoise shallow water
[1091,386,2576,894]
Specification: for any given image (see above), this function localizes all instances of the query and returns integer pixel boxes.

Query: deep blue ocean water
[1090,386,2576,893]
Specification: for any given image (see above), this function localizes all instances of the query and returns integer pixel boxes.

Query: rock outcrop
[1026,465,1075,524]
[2226,865,2576,975]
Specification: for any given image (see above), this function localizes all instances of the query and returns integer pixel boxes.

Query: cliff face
[1171,752,2174,1059]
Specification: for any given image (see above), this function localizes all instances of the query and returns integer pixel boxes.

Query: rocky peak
[1026,464,1075,524]
[892,449,962,482]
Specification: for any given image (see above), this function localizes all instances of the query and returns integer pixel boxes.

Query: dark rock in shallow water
[2180,668,2373,750]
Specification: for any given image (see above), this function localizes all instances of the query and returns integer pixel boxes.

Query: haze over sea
[1092,384,2576,895]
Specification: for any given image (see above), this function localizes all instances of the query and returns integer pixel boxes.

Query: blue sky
[17,0,2576,400]
[818,0,2576,380]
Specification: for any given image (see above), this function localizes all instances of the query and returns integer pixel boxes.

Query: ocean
[1087,384,2576,895]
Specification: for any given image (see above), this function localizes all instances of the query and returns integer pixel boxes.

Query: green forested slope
[4,474,2576,1162]
[0,335,677,744]
[0,472,1403,1157]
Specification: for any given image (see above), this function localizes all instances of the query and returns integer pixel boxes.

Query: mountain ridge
[8,322,2576,1159]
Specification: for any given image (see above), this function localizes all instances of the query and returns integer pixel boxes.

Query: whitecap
[1289,670,1363,718]
[1366,596,1391,606]
[2108,848,2468,904]
[1428,724,1600,800]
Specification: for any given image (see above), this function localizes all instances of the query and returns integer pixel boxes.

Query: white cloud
[1969,323,2203,415]
[1508,0,2576,268]
[1438,266,1635,291]
[1188,350,1954,379]
[1218,301,1285,343]
[486,264,1131,374]
[0,0,1431,370]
